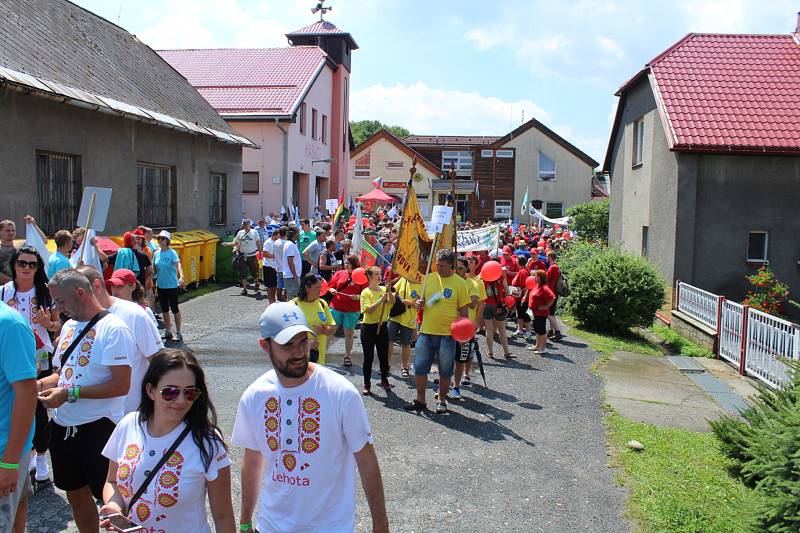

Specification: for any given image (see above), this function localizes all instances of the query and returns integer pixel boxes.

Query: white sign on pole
[429,205,453,232]
[325,198,339,214]
[76,187,113,231]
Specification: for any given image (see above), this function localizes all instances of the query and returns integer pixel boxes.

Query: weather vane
[311,1,332,22]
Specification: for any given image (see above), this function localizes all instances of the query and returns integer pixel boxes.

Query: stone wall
[670,310,716,352]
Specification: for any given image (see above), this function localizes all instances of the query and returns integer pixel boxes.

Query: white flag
[69,229,103,272]
[351,204,363,256]
[25,223,50,264]
[387,205,397,218]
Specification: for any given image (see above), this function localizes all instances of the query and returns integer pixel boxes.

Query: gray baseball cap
[259,302,313,344]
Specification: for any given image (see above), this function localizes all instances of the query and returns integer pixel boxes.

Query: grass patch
[650,323,715,358]
[561,315,660,358]
[178,282,225,303]
[607,412,760,533]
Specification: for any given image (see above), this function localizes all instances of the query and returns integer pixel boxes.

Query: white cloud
[350,81,549,136]
[680,0,747,33]
[551,124,606,165]
[597,36,625,61]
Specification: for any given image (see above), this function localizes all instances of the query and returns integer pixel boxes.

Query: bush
[710,364,800,533]
[743,264,790,317]
[557,240,605,281]
[566,199,609,243]
[568,247,665,333]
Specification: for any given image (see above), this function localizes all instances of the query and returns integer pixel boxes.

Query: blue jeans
[414,333,457,378]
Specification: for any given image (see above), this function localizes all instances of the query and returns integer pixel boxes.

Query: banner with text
[456,225,500,252]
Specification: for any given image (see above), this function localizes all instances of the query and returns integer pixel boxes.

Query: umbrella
[472,338,487,387]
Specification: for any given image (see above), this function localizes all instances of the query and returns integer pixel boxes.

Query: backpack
[556,271,570,297]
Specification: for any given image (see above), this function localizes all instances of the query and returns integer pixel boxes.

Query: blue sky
[73,0,798,163]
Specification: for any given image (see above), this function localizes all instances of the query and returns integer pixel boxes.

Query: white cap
[157,230,171,242]
[259,302,313,344]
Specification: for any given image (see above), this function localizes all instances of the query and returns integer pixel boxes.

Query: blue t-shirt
[153,248,180,289]
[47,251,72,279]
[0,302,36,457]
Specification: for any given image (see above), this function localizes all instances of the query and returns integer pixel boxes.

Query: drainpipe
[275,118,289,209]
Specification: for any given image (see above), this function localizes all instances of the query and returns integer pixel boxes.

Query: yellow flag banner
[394,186,432,284]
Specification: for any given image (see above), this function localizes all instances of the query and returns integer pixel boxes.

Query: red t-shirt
[510,268,530,301]
[484,280,507,307]
[329,269,365,313]
[529,258,547,272]
[546,263,560,293]
[501,255,519,284]
[528,284,555,317]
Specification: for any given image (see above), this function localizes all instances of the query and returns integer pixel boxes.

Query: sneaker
[451,387,462,400]
[174,331,183,342]
[553,331,564,341]
[241,288,248,296]
[547,330,556,339]
[162,330,173,341]
[462,376,472,386]
[34,455,49,482]
[435,401,448,414]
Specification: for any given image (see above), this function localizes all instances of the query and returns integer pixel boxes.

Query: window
[242,172,259,194]
[312,108,318,140]
[481,149,493,158]
[137,163,176,228]
[299,103,307,135]
[747,231,768,262]
[209,173,226,225]
[35,151,81,234]
[321,114,328,144]
[354,153,370,178]
[386,161,404,169]
[641,226,649,259]
[632,117,644,167]
[496,149,514,158]
[538,152,556,181]
[494,200,512,218]
[545,202,563,219]
[442,151,473,176]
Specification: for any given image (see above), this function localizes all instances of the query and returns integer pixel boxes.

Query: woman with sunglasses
[100,348,234,532]
[2,245,60,486]
[292,273,336,365]
[359,266,395,395]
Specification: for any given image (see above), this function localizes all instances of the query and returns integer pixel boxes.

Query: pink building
[159,20,357,219]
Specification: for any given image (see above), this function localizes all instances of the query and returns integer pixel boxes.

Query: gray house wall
[0,91,242,236]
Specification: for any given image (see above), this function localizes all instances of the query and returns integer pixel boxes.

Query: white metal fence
[718,300,744,367]
[676,282,721,330]
[744,308,800,389]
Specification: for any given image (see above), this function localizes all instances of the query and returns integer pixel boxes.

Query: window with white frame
[354,153,370,178]
[481,149,493,158]
[632,117,644,167]
[747,231,768,262]
[494,200,512,218]
[496,149,514,158]
[386,161,404,169]
[442,151,473,175]
[538,152,556,181]
[545,202,563,219]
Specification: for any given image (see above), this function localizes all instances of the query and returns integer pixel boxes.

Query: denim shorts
[414,333,457,378]
[284,277,300,299]
[277,272,284,290]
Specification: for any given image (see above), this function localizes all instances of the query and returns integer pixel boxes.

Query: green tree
[351,120,410,146]
[566,199,609,243]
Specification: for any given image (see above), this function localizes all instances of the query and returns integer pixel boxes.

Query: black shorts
[262,266,277,288]
[387,321,413,346]
[482,304,508,321]
[515,301,530,322]
[549,297,558,316]
[533,315,548,335]
[239,254,259,281]
[157,287,180,314]
[49,417,116,498]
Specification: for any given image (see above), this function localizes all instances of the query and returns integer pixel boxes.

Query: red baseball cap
[131,228,145,239]
[503,246,512,253]
[108,269,137,286]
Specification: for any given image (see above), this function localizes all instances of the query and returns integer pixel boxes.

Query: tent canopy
[355,188,396,203]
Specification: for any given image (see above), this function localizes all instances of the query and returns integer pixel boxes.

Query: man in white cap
[232,302,388,533]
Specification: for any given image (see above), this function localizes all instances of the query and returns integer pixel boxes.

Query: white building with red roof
[604,16,800,310]
[160,19,357,220]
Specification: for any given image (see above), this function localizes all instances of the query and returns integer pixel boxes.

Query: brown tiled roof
[491,118,599,168]
[403,135,500,147]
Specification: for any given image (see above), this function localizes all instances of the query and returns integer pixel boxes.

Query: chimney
[796,11,800,34]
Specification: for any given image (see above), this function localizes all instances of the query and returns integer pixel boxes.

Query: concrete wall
[232,121,285,221]
[0,90,242,236]
[503,126,595,217]
[671,310,716,353]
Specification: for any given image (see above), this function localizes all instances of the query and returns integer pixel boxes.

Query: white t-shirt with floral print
[102,412,231,532]
[2,282,53,353]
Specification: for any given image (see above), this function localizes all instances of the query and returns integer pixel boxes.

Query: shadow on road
[541,352,575,364]
[28,483,73,532]
[556,339,588,349]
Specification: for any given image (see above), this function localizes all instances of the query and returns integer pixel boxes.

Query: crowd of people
[0,206,569,532]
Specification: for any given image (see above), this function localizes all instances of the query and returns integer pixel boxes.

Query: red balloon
[352,267,368,285]
[504,295,516,308]
[319,279,329,297]
[361,217,370,227]
[450,318,476,343]
[525,276,537,290]
[480,261,502,282]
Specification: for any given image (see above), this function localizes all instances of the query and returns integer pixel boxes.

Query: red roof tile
[403,135,500,147]
[286,21,358,49]
[158,47,327,117]
[646,34,800,153]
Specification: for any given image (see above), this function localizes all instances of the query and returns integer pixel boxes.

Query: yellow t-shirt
[420,273,470,336]
[465,275,485,323]
[293,298,335,365]
[389,278,423,329]
[360,287,390,324]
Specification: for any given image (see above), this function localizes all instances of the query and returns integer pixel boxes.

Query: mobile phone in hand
[99,513,143,532]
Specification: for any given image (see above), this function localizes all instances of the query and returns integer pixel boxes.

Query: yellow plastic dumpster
[187,230,220,282]
[170,232,203,286]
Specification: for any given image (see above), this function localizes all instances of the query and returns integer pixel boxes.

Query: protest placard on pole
[325,198,338,214]
[76,187,112,263]
[430,205,453,233]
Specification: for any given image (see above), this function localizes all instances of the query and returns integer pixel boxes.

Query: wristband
[0,462,19,470]
[74,385,80,400]
[239,523,253,532]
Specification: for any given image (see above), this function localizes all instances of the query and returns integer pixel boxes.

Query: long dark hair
[9,245,51,308]
[138,348,226,471]
[297,273,320,302]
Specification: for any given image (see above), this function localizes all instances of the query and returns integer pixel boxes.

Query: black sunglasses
[160,386,201,402]
[15,259,39,269]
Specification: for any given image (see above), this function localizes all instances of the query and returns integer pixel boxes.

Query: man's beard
[269,351,309,379]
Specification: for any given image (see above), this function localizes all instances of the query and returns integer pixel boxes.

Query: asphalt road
[28,286,629,532]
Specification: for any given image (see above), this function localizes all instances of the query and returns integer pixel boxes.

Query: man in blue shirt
[47,230,73,279]
[0,301,37,530]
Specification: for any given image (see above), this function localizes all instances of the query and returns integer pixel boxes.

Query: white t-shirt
[263,239,276,269]
[53,313,134,426]
[108,298,163,414]
[232,365,373,533]
[102,413,230,533]
[235,229,261,256]
[273,238,286,274]
[1,282,53,353]
[282,241,302,279]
